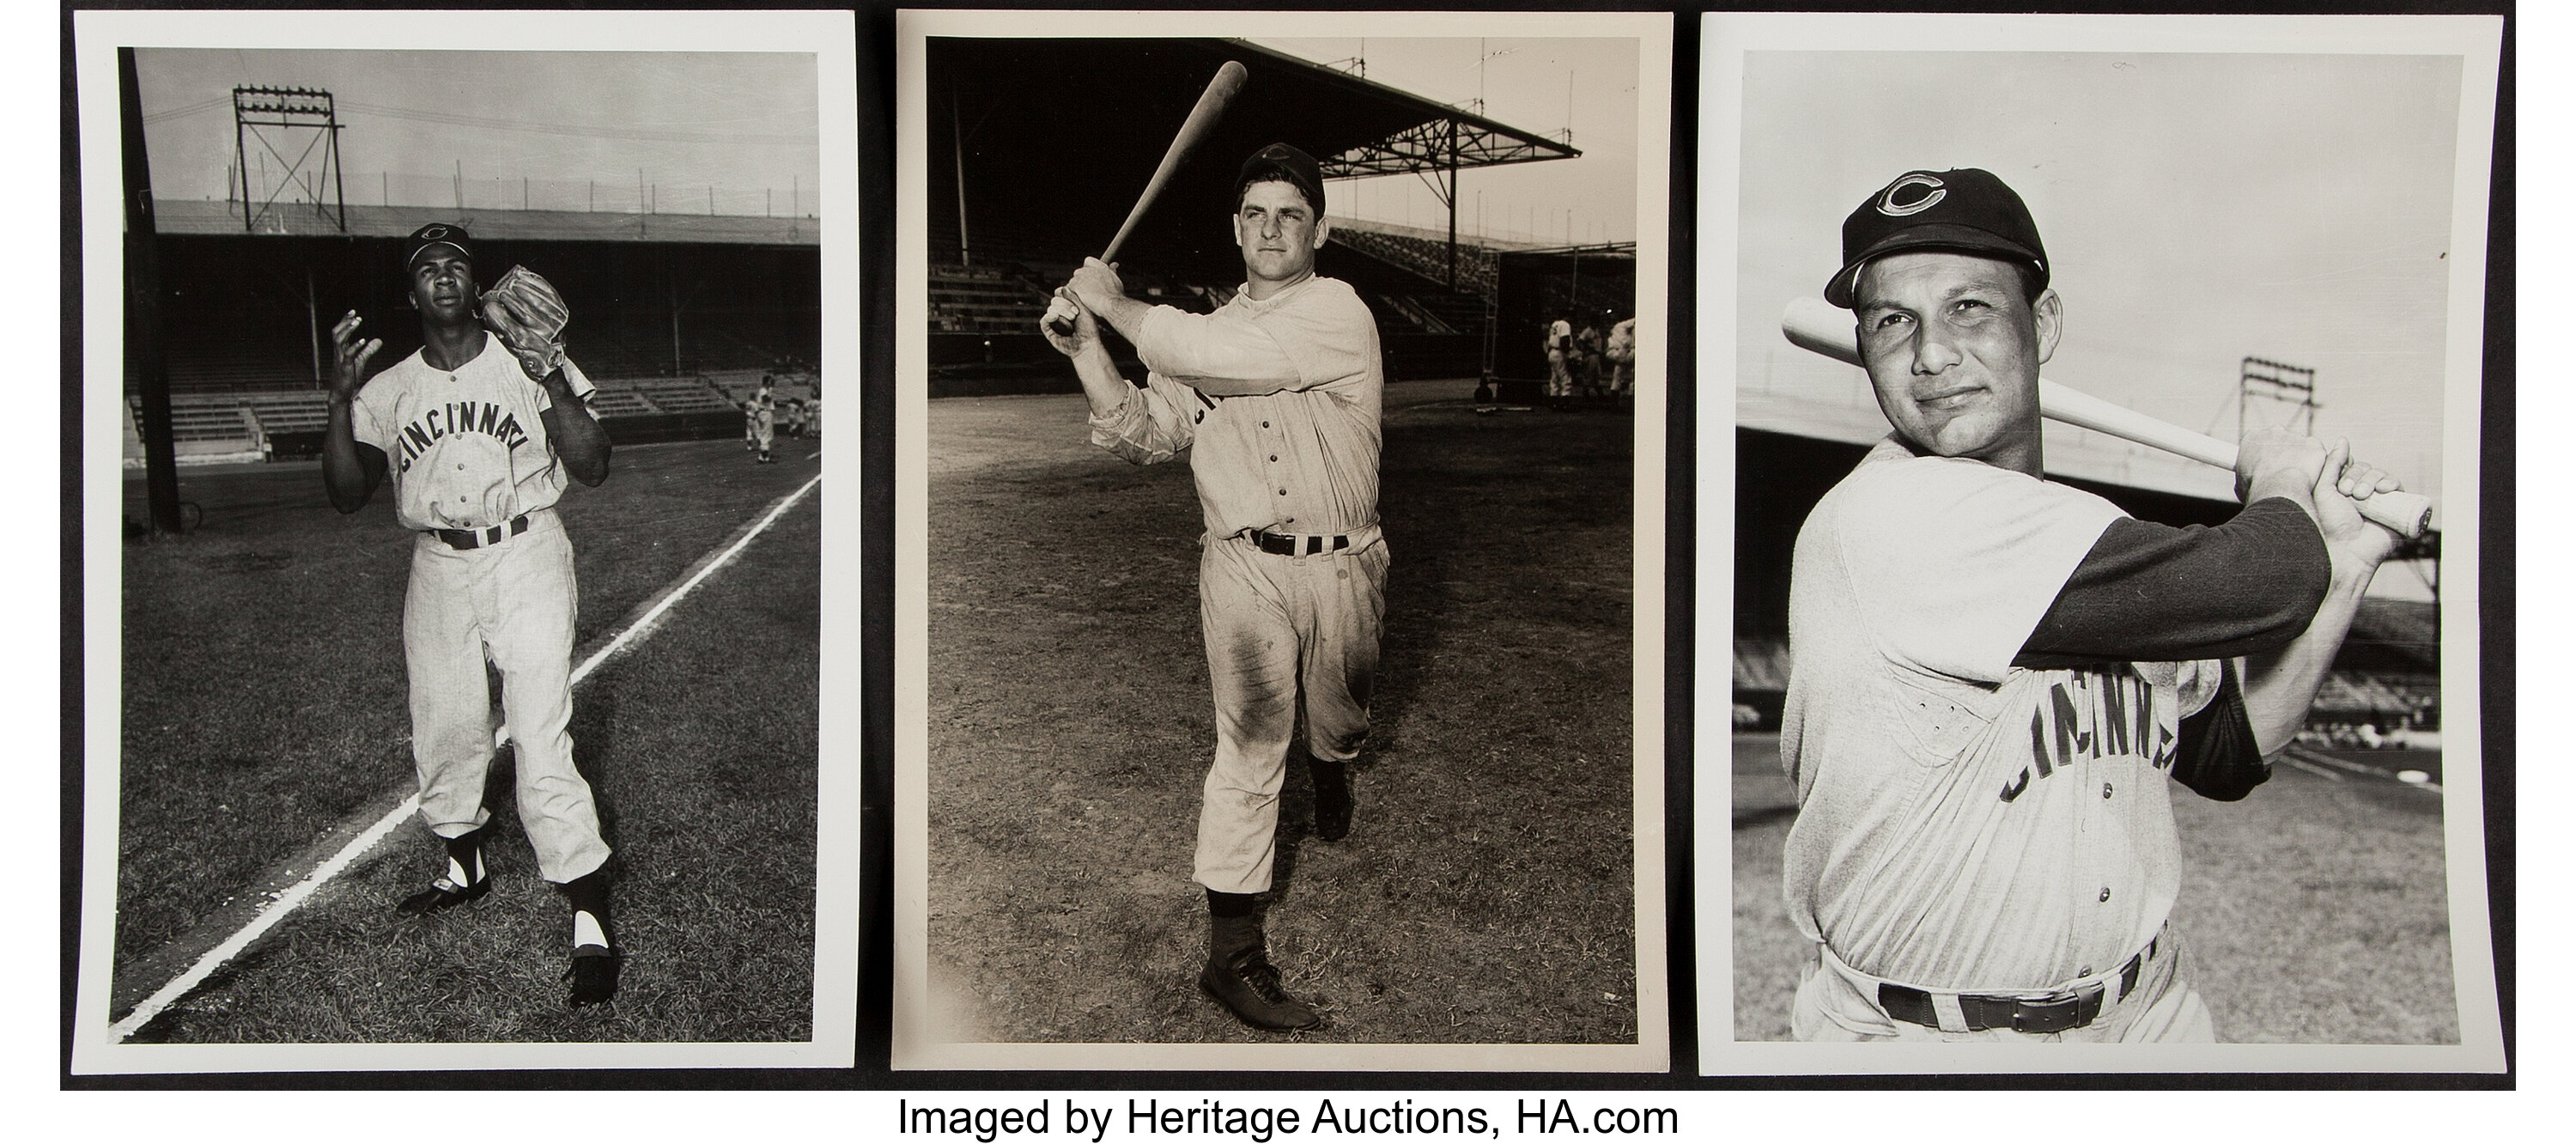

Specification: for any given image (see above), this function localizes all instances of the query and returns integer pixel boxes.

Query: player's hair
[1235,177,1319,217]
[1856,252,2049,307]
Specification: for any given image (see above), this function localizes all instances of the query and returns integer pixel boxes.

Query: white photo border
[894,6,1673,1073]
[1696,10,2506,1075]
[69,7,861,1075]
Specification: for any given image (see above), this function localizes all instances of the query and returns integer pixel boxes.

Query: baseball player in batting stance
[1040,143,1385,1032]
[324,223,623,1007]
[1780,169,2408,1041]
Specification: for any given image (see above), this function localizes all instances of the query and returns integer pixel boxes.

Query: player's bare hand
[330,310,384,399]
[1041,289,1099,357]
[2310,438,2405,569]
[2233,426,2327,511]
[1066,258,1125,313]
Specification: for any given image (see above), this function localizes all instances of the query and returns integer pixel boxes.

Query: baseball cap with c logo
[404,222,475,271]
[1824,167,2047,308]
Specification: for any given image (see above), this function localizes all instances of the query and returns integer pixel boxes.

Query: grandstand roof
[148,198,819,246]
[929,38,1577,280]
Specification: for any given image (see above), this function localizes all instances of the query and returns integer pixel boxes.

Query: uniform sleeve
[1834,455,2125,684]
[1088,374,1201,466]
[1134,283,1378,398]
[1133,305,1301,397]
[2168,658,2271,800]
[2014,497,2331,666]
[348,374,397,453]
[1248,284,1379,396]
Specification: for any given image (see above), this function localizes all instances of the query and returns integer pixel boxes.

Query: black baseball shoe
[1198,947,1323,1032]
[397,828,490,915]
[567,947,621,1006]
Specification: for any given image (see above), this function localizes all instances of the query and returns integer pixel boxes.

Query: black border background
[56,0,2514,1092]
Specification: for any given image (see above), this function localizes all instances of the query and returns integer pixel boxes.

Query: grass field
[112,437,823,1043]
[925,380,1641,1044]
[1729,732,2460,1043]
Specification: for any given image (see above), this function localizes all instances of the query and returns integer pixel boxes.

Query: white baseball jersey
[350,338,595,532]
[1781,439,2224,991]
[1089,273,1386,895]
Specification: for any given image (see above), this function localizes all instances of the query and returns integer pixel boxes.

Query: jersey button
[1279,489,1287,496]
[1270,454,1279,462]
[2102,782,2114,799]
[2099,886,2112,903]
[1261,420,1270,429]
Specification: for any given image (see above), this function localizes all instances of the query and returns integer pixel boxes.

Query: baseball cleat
[397,874,491,916]
[1198,949,1323,1032]
[566,946,621,1007]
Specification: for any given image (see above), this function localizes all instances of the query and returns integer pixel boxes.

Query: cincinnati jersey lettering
[391,400,532,473]
[2002,669,2177,802]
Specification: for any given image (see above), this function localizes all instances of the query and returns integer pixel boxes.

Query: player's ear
[2030,289,2062,366]
[1310,215,1331,249]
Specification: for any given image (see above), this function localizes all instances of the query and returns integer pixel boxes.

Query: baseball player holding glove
[323,223,622,1007]
[1041,143,1385,1033]
[1779,169,2407,1041]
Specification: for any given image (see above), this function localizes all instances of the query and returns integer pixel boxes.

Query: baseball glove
[480,265,570,380]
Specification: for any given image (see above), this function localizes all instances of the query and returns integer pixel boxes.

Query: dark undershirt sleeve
[2013,497,2330,668]
[2171,659,2271,800]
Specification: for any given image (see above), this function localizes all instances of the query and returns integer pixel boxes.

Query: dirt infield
[111,439,822,1042]
[926,380,1640,1044]
[1729,732,2458,1043]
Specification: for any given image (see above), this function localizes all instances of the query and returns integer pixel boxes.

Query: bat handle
[2356,489,2434,540]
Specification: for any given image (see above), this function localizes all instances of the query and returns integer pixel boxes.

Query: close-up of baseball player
[322,222,623,1007]
[1038,143,1386,1033]
[1778,169,2409,1042]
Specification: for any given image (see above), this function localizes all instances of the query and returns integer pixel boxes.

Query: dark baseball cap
[1824,168,2047,308]
[1237,143,1324,216]
[404,222,474,270]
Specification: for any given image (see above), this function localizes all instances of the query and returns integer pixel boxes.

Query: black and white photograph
[1698,12,2504,1071]
[895,9,1671,1070]
[70,9,860,1073]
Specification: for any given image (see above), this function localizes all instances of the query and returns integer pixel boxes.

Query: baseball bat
[1047,60,1250,335]
[1780,295,2433,538]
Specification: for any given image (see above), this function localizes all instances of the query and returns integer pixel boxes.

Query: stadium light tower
[232,86,348,234]
[2239,356,2318,441]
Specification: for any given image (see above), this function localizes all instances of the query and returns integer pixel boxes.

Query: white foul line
[108,474,823,1041]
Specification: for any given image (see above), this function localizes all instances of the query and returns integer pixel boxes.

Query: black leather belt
[1879,934,2158,1035]
[1248,529,1350,557]
[433,514,530,551]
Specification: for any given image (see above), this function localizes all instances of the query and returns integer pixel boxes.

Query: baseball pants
[404,508,612,885]
[1192,529,1389,895]
[1789,928,2215,1043]
[755,411,775,452]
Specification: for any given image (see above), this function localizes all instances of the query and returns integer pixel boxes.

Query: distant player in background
[1606,317,1637,398]
[322,222,622,1007]
[1544,317,1574,407]
[1780,168,2407,1042]
[1577,321,1606,396]
[746,374,779,464]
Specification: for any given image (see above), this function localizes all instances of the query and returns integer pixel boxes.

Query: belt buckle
[2012,985,2102,1034]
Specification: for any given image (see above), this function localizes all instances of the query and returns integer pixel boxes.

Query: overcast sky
[1253,36,1643,246]
[1732,50,2473,513]
[133,49,819,216]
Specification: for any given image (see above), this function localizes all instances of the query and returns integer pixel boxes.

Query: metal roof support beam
[1318,115,1577,179]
